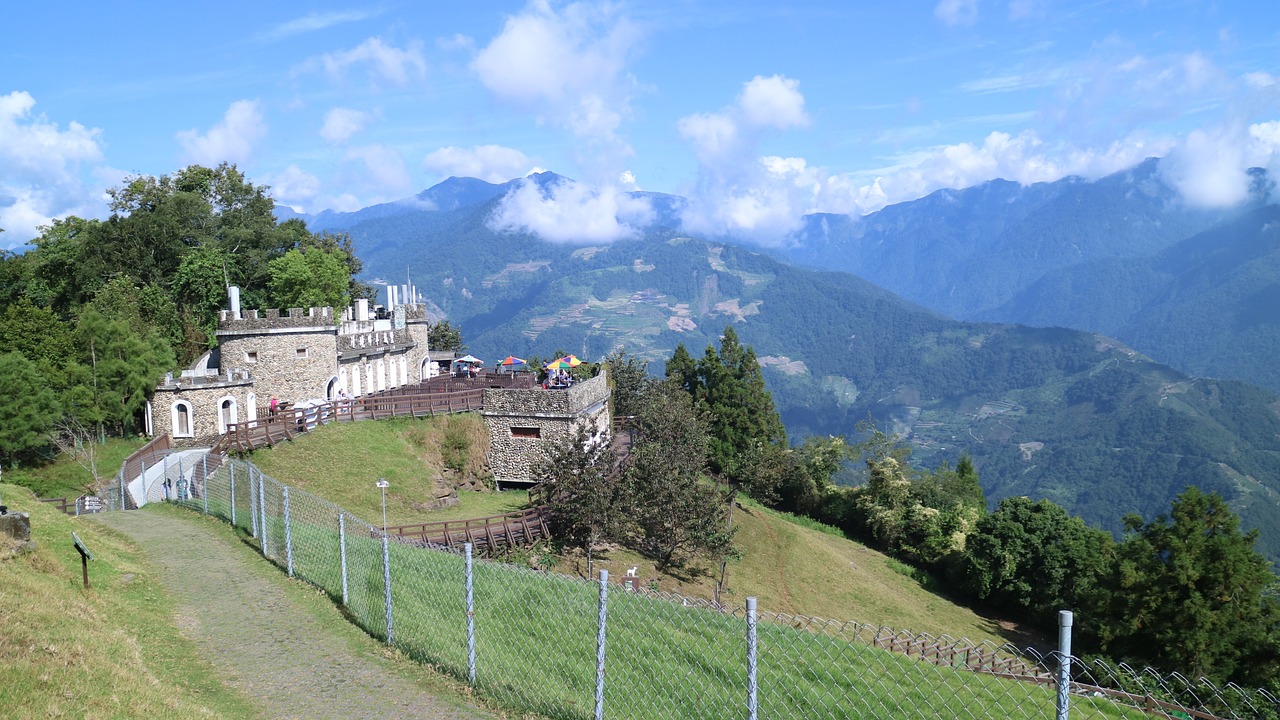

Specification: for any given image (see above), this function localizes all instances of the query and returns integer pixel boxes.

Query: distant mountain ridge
[274,179,1280,561]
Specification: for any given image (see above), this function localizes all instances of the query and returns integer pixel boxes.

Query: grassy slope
[243,415,1016,646]
[4,436,147,499]
[0,483,256,719]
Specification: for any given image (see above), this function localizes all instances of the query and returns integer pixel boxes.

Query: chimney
[228,286,241,319]
[388,285,398,307]
[355,298,369,321]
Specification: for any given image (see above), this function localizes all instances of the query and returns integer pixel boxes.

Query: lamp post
[376,478,389,537]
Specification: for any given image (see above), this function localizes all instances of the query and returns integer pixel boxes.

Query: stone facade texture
[152,303,433,443]
[481,372,612,486]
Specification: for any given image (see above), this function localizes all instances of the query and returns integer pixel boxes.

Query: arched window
[399,357,408,386]
[217,396,238,435]
[376,360,386,391]
[420,356,431,382]
[171,400,194,438]
[339,368,348,394]
[326,376,338,399]
[351,366,362,396]
[246,392,258,423]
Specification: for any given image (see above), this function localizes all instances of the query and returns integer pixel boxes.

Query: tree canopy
[0,162,365,467]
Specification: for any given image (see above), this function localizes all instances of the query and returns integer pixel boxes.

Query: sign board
[72,532,93,560]
[79,495,104,513]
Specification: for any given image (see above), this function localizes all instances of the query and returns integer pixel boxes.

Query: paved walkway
[94,508,494,720]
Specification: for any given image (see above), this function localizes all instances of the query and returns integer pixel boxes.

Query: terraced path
[94,508,494,720]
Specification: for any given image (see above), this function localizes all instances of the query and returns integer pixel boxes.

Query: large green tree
[532,424,622,577]
[664,328,787,494]
[1097,487,1280,688]
[0,352,61,465]
[955,496,1112,626]
[603,348,648,418]
[623,379,736,569]
[65,308,174,437]
[267,247,352,310]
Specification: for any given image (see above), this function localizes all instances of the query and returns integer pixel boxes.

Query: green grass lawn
[0,483,257,718]
[3,436,147,500]
[181,465,1147,720]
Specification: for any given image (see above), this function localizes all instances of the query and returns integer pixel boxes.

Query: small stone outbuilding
[481,371,612,488]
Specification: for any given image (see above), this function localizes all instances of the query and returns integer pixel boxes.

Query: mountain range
[280,165,1280,560]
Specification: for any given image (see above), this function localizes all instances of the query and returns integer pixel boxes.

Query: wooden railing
[384,506,551,553]
[218,387,486,454]
[121,434,171,481]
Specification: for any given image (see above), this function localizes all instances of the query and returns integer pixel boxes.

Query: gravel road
[94,508,494,720]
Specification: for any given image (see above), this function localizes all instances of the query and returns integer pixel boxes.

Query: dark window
[296,347,308,358]
[511,426,541,439]
[246,351,258,363]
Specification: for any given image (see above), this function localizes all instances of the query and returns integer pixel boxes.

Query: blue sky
[2,0,1278,249]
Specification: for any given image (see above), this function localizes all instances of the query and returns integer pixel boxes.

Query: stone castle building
[481,372,612,488]
[145,287,614,486]
[148,291,437,444]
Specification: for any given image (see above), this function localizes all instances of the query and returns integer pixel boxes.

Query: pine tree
[1097,487,1280,687]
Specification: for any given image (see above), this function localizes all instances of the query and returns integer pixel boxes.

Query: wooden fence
[215,387,486,454]
[384,506,551,554]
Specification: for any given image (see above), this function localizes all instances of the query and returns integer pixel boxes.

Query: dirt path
[94,508,494,720]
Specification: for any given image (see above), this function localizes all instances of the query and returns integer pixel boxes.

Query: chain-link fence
[117,452,1276,720]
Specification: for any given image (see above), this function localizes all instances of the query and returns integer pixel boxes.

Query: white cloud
[257,10,372,42]
[738,75,809,130]
[488,176,652,243]
[676,74,823,244]
[176,99,266,167]
[320,107,370,143]
[312,37,427,87]
[1159,121,1280,207]
[423,145,533,183]
[676,112,740,164]
[264,165,322,210]
[473,0,639,107]
[343,144,414,199]
[472,0,642,182]
[934,0,979,26]
[0,91,105,246]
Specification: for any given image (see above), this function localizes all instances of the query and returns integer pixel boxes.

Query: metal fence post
[339,512,349,607]
[596,569,608,720]
[465,542,476,686]
[1057,610,1074,720]
[381,534,394,644]
[229,462,237,526]
[118,468,125,511]
[747,597,759,720]
[202,454,209,514]
[283,486,294,578]
[259,471,269,557]
[249,466,258,538]
[140,458,147,502]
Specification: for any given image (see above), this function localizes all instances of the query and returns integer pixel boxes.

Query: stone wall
[481,371,611,486]
[151,374,256,443]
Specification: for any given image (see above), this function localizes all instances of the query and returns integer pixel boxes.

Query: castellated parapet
[151,299,436,445]
[481,371,612,487]
[217,306,335,333]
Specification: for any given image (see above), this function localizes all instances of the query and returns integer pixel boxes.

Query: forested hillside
[320,189,1280,561]
[991,203,1280,392]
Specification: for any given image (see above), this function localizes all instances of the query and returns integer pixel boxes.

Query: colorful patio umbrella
[498,355,526,366]
[559,354,583,367]
[455,354,483,365]
[544,358,574,369]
